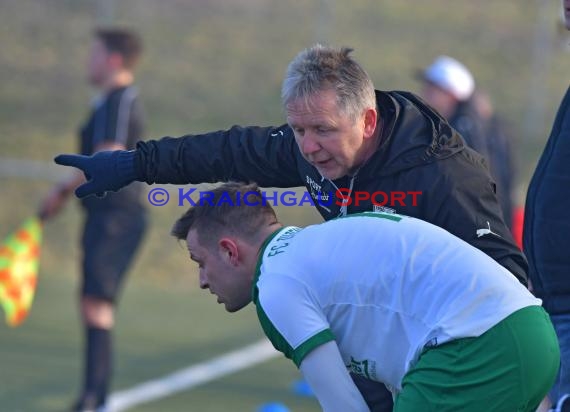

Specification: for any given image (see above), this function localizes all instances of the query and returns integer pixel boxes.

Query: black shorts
[81,208,147,302]
[351,374,393,412]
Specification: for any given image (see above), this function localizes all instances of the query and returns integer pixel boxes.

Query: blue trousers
[549,313,570,404]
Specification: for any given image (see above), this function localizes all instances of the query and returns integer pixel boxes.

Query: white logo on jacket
[476,221,501,238]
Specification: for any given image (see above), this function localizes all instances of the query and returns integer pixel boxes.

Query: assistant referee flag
[0,216,42,326]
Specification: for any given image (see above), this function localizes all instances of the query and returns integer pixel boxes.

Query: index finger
[54,154,89,169]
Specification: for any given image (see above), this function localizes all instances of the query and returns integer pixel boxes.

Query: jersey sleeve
[255,273,335,367]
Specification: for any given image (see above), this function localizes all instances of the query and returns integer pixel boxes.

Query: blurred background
[0,0,568,411]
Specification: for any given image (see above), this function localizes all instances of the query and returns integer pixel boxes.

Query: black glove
[54,150,138,198]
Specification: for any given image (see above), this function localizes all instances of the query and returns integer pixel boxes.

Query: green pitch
[0,181,322,412]
[0,248,321,412]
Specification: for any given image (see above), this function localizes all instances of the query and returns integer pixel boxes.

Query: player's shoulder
[105,85,139,107]
[255,269,311,315]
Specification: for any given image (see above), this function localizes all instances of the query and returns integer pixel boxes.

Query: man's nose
[199,272,208,289]
[300,132,320,155]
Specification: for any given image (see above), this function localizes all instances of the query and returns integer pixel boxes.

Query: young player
[171,182,559,412]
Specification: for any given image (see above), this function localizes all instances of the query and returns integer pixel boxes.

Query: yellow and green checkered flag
[0,217,42,327]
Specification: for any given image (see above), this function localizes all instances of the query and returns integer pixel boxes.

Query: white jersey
[252,212,540,393]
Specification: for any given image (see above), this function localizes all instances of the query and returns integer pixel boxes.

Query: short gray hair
[281,45,376,121]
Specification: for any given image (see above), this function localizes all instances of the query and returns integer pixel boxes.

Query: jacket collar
[354,90,465,179]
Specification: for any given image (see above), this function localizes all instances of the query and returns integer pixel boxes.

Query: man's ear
[363,107,378,140]
[219,238,239,265]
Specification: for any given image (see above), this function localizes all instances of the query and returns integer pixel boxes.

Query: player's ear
[219,238,239,265]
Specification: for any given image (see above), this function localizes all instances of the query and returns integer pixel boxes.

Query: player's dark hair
[94,28,142,69]
[171,182,279,248]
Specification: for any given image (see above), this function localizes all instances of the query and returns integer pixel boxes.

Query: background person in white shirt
[171,182,559,412]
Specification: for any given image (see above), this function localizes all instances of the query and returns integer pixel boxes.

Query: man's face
[562,0,570,30]
[87,39,112,87]
[186,229,252,313]
[286,89,372,180]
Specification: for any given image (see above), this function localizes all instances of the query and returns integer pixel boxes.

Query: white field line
[107,338,280,412]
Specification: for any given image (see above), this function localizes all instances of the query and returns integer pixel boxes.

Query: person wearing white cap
[421,55,475,102]
[418,55,489,160]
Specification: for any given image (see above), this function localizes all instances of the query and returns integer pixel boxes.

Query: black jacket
[524,87,570,314]
[136,90,527,284]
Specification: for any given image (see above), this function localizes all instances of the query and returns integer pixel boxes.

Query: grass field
[0,181,323,412]
[0,266,327,412]
[0,261,323,412]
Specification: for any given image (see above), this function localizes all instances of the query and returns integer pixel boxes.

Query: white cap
[421,56,475,101]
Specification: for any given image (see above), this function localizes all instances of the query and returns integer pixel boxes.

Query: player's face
[87,39,111,87]
[186,229,252,313]
[286,89,373,180]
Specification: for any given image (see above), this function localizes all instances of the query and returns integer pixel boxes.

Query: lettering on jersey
[276,227,300,241]
[346,357,376,380]
[267,243,288,257]
[373,205,396,214]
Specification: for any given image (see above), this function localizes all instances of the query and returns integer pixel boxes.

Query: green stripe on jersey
[251,227,283,302]
[256,301,335,367]
[255,303,294,363]
[292,329,335,367]
[340,211,403,222]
